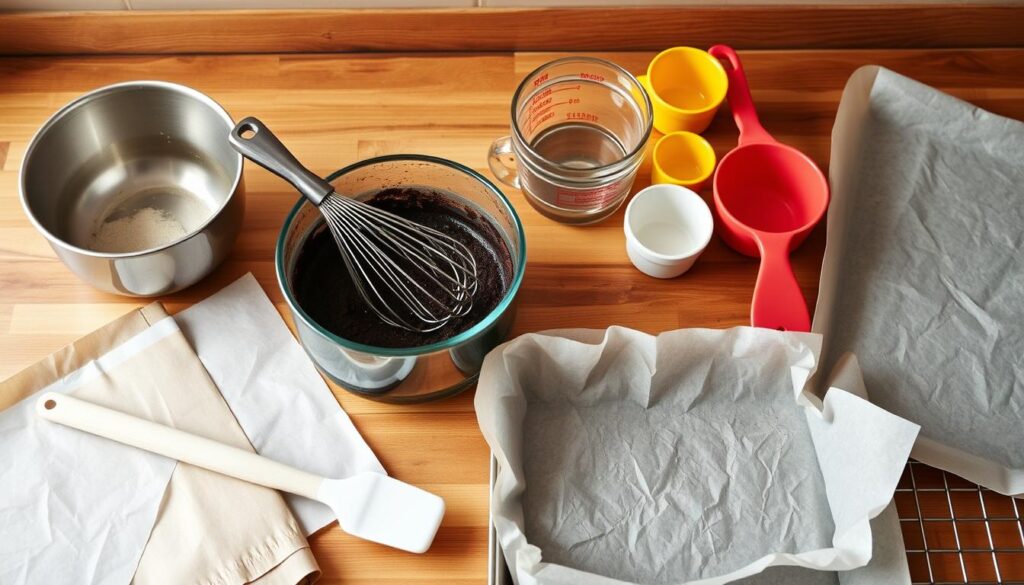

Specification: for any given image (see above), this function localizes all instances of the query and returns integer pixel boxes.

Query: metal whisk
[229,117,478,333]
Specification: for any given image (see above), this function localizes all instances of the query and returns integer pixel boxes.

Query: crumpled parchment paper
[476,326,918,585]
[815,66,1024,495]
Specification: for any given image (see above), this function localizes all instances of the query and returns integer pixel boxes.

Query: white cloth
[174,273,384,534]
[0,273,383,584]
[0,320,179,585]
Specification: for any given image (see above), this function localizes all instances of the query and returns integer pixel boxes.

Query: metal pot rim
[18,80,244,259]
[275,154,528,358]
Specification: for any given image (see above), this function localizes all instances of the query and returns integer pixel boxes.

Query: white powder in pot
[89,207,190,253]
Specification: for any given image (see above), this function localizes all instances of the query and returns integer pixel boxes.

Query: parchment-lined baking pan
[479,327,917,584]
[815,66,1024,496]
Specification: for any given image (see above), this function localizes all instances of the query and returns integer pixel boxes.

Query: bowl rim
[712,141,830,237]
[18,80,245,259]
[275,154,528,358]
[652,130,717,184]
[645,46,729,116]
[624,183,714,262]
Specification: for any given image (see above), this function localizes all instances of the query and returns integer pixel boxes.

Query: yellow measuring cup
[638,47,728,135]
[651,131,717,190]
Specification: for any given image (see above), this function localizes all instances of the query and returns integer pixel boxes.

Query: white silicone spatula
[36,391,444,554]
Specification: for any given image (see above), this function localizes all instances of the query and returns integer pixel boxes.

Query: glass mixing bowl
[276,155,527,403]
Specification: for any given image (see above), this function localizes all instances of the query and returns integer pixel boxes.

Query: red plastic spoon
[709,45,829,332]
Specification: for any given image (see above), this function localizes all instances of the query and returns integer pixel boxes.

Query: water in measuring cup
[529,122,627,170]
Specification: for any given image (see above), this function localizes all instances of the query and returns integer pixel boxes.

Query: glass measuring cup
[488,57,653,225]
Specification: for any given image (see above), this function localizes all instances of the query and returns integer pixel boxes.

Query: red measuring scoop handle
[751,233,811,332]
[708,45,775,146]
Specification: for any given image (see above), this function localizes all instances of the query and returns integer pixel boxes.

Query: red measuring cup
[708,45,829,332]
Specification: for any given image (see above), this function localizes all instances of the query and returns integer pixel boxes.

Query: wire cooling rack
[895,460,1024,584]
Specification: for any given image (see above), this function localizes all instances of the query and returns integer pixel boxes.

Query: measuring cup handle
[751,234,811,332]
[488,136,521,189]
[708,45,773,146]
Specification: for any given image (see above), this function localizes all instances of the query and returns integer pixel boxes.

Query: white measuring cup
[488,57,653,225]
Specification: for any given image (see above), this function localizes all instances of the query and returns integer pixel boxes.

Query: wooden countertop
[2,46,1024,584]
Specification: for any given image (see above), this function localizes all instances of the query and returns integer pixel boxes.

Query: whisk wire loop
[319,195,480,333]
[328,206,453,330]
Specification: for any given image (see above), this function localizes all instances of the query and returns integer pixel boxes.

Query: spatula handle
[36,392,324,501]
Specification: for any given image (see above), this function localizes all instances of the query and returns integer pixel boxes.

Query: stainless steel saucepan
[20,81,244,296]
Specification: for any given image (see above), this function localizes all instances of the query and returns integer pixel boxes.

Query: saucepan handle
[708,45,774,146]
[750,234,811,332]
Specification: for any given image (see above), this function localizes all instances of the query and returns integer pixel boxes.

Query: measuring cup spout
[708,45,774,146]
[751,232,810,332]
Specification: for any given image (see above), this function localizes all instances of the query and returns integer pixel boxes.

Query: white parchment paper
[815,67,1024,495]
[175,273,385,535]
[0,320,181,585]
[477,326,918,585]
[0,274,384,585]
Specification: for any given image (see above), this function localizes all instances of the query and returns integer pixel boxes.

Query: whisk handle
[229,117,334,206]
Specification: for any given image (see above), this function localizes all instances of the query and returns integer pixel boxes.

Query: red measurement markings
[531,100,572,116]
[529,87,552,105]
[527,100,574,133]
[532,73,549,87]
[566,111,599,122]
[529,96,553,113]
[556,184,620,208]
[529,84,580,107]
[527,111,555,134]
[523,84,588,133]
[580,73,605,82]
[550,85,581,94]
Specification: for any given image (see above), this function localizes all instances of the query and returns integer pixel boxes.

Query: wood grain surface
[3,6,1024,55]
[2,47,1024,584]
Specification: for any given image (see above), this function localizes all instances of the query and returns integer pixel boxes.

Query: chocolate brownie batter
[292,187,513,348]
